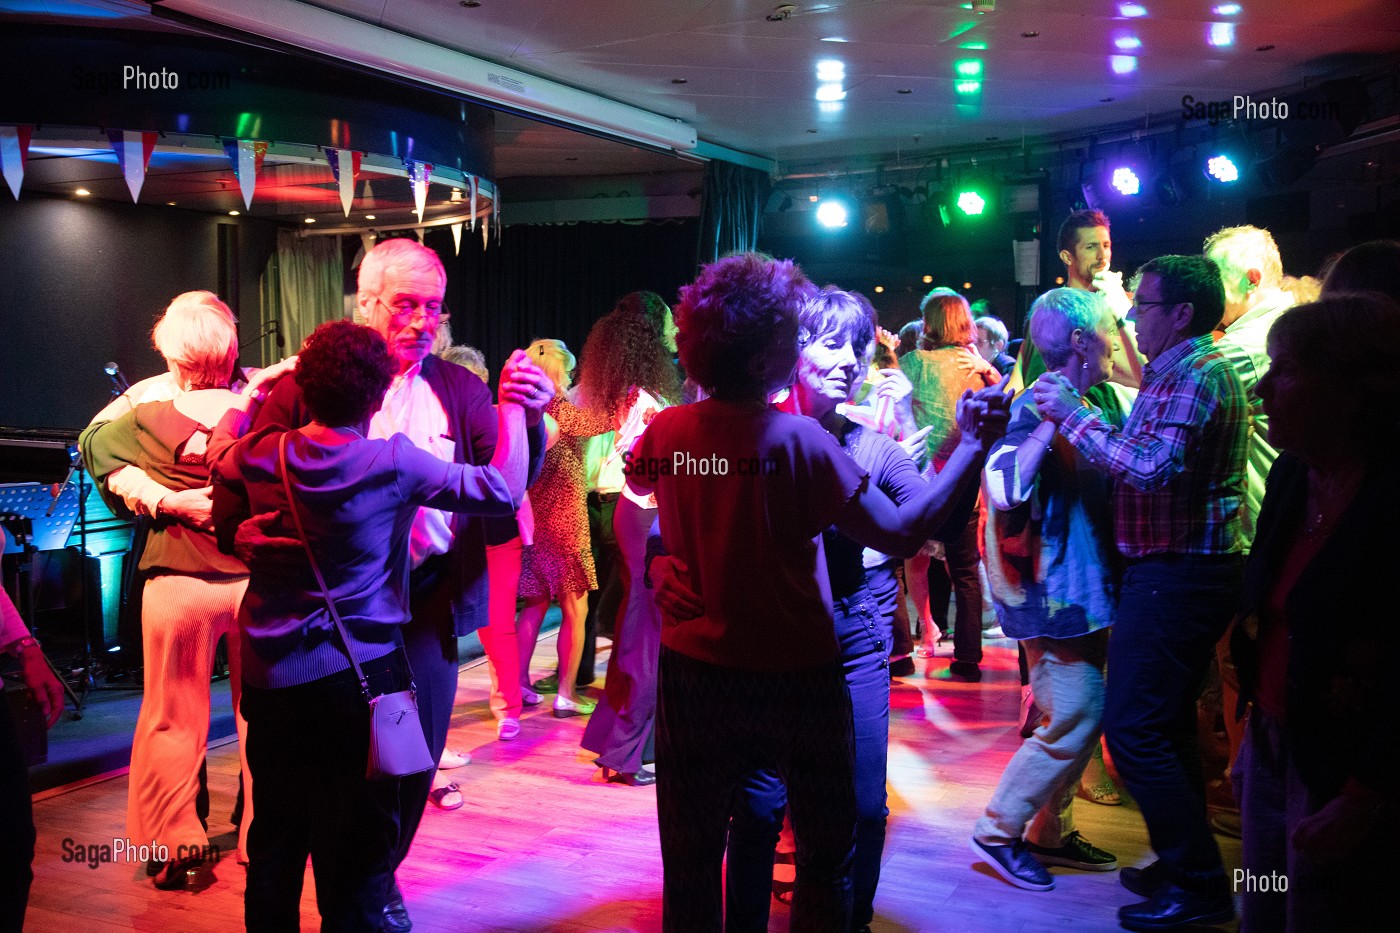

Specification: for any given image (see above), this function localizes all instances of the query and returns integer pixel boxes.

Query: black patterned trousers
[656,647,857,932]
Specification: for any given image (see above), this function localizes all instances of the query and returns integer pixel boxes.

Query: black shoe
[1121,860,1167,898]
[950,660,982,682]
[1118,882,1233,931]
[1025,832,1117,871]
[1019,699,1044,739]
[970,837,1054,891]
[383,880,413,933]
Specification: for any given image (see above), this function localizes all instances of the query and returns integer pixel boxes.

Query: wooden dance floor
[27,634,1241,931]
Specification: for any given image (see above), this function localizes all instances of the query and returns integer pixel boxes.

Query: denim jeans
[976,630,1108,847]
[727,586,891,931]
[1104,554,1242,891]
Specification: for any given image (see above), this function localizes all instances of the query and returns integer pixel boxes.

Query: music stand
[1,481,87,715]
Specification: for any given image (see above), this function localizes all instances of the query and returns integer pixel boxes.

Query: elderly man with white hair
[222,237,551,932]
[1203,224,1293,549]
[80,291,254,889]
[970,288,1123,892]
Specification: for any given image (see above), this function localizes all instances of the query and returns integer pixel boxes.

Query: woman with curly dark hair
[210,319,537,931]
[579,292,681,785]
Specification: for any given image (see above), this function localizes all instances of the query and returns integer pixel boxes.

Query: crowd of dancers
[3,217,1398,933]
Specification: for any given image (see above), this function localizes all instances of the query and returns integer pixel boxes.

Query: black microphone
[272,319,286,349]
[104,361,130,393]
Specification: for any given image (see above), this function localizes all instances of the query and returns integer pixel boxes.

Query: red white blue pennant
[108,130,158,203]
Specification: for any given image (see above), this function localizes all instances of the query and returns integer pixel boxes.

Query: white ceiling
[3,0,1397,185]
[298,0,1400,169]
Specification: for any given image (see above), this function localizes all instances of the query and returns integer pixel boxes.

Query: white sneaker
[497,718,521,741]
[439,747,471,769]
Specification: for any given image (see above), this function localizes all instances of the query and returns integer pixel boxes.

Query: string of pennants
[0,126,497,249]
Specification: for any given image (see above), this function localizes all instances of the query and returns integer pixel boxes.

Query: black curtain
[435,219,700,377]
[696,161,770,266]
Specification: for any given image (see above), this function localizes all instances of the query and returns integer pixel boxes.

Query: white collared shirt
[369,360,454,568]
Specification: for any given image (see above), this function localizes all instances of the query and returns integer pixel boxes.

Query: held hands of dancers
[497,349,555,425]
[1030,371,1081,425]
[955,384,1013,451]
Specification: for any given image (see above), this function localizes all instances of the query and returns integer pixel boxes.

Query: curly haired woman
[579,292,681,785]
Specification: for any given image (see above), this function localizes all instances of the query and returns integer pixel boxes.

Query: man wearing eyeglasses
[1032,255,1249,932]
[229,237,551,933]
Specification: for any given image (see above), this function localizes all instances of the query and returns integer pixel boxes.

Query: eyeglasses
[374,295,448,327]
[1131,298,1177,310]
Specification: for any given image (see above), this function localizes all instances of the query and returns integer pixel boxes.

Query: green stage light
[956,190,986,215]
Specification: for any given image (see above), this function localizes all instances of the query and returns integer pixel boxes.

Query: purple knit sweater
[212,427,518,689]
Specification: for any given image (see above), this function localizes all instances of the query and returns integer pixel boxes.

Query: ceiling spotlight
[365,214,376,220]
[820,36,849,43]
[1111,166,1141,195]
[922,275,934,284]
[1119,3,1148,17]
[954,59,983,77]
[1205,154,1240,182]
[963,282,973,290]
[1208,22,1235,46]
[956,80,982,94]
[1213,3,1242,14]
[874,286,885,293]
[228,210,240,216]
[166,201,176,206]
[1115,35,1142,50]
[304,217,316,223]
[956,190,986,215]
[815,198,849,229]
[1110,55,1138,74]
[816,59,845,82]
[75,188,90,196]
[815,83,847,101]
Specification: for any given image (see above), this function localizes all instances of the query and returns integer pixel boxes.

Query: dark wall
[431,219,701,376]
[0,195,280,430]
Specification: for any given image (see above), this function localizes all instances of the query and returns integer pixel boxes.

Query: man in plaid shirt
[1034,255,1248,932]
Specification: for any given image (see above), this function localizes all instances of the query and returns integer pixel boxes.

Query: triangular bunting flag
[360,232,376,258]
[415,226,425,243]
[108,130,158,203]
[451,222,463,256]
[1,125,33,200]
[222,139,268,210]
[326,147,362,217]
[469,175,477,231]
[481,215,489,249]
[493,184,501,243]
[407,160,433,221]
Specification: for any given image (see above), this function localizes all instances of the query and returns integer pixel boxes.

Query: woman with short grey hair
[970,287,1126,892]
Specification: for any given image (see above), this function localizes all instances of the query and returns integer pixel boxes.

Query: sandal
[429,782,464,810]
[1078,777,1123,806]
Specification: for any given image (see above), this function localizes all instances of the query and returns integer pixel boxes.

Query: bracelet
[12,635,40,657]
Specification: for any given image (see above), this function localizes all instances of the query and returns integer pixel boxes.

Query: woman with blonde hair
[80,290,252,888]
[515,338,615,715]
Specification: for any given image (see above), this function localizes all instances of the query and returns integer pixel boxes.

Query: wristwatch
[10,635,40,657]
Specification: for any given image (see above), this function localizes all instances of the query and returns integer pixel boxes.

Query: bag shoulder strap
[278,432,371,698]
